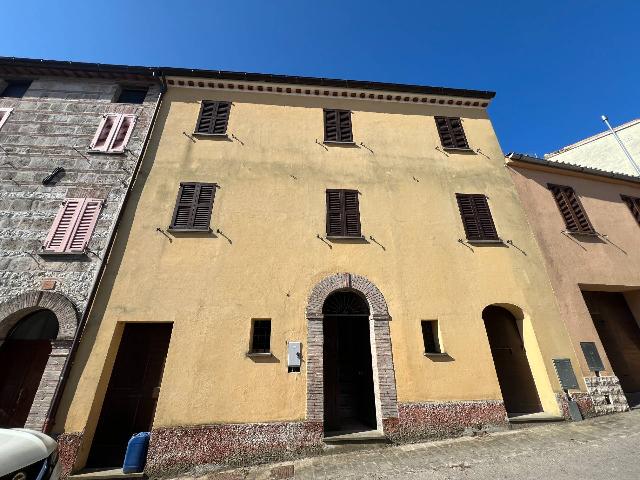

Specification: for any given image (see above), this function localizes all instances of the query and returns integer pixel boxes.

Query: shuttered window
[0,108,11,130]
[548,184,595,234]
[621,195,640,227]
[456,194,499,241]
[326,189,361,237]
[195,101,231,135]
[324,109,353,143]
[90,113,136,152]
[435,116,469,149]
[169,182,216,231]
[42,198,103,254]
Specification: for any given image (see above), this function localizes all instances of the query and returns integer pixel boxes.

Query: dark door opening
[483,306,542,416]
[323,291,376,435]
[87,323,172,468]
[0,309,58,428]
[583,291,640,405]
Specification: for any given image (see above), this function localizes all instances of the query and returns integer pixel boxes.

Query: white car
[0,429,60,480]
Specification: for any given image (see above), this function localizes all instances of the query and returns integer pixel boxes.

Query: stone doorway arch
[306,273,398,435]
[0,291,78,430]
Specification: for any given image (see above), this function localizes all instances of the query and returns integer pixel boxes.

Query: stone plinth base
[389,400,508,442]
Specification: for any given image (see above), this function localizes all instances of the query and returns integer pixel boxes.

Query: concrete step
[68,468,145,480]
[508,412,565,429]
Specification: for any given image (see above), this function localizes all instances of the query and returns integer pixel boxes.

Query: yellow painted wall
[56,87,581,439]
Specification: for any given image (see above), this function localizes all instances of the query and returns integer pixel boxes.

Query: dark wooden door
[585,292,640,393]
[87,323,172,468]
[483,306,542,415]
[323,316,376,433]
[0,339,52,427]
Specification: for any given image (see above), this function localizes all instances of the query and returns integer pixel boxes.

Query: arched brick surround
[0,290,78,429]
[306,273,398,434]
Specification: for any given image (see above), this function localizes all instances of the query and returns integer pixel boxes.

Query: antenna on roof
[601,114,640,176]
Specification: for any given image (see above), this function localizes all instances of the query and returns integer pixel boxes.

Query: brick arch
[305,273,398,436]
[0,290,78,341]
[306,273,389,319]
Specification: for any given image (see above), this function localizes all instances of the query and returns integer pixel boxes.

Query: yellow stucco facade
[55,79,586,473]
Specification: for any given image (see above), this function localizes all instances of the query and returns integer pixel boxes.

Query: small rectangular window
[456,193,499,241]
[1,80,31,98]
[435,116,469,149]
[421,320,441,354]
[621,195,640,227]
[326,189,361,237]
[115,87,148,104]
[548,184,595,234]
[195,101,231,135]
[324,109,353,143]
[250,319,271,353]
[169,182,216,231]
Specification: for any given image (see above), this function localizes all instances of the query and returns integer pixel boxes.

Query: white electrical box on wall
[287,341,301,368]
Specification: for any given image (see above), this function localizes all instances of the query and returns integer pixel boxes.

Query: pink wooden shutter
[42,199,85,253]
[0,108,12,130]
[108,114,136,152]
[90,114,120,151]
[66,199,103,253]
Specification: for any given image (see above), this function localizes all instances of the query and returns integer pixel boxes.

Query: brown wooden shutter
[326,189,360,237]
[621,195,640,227]
[324,109,352,142]
[195,101,230,135]
[326,189,343,236]
[456,194,498,240]
[170,182,216,230]
[344,190,361,236]
[548,184,594,233]
[435,116,469,149]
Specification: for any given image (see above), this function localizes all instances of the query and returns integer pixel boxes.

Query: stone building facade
[0,58,161,431]
[54,68,589,476]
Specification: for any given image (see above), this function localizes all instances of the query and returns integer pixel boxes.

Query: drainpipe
[601,115,640,177]
[43,71,168,434]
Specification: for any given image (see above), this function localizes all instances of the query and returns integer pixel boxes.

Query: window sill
[564,230,600,237]
[326,235,366,240]
[443,147,474,153]
[38,250,87,257]
[323,140,357,147]
[424,352,448,357]
[246,351,273,358]
[87,149,125,155]
[192,132,230,139]
[167,227,212,233]
[466,238,504,245]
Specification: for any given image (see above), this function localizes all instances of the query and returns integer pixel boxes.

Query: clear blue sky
[4,1,638,155]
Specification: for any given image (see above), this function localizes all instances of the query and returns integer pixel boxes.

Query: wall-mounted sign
[580,342,604,372]
[553,358,579,390]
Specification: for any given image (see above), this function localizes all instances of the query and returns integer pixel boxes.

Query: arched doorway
[323,291,376,434]
[482,305,542,416]
[0,309,59,427]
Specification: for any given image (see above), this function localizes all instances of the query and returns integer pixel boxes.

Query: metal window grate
[251,319,271,353]
[421,320,441,354]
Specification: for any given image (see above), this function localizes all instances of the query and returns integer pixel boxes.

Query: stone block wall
[584,375,629,414]
[0,72,161,429]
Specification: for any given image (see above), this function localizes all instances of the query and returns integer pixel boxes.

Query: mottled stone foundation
[556,391,597,419]
[584,376,629,414]
[145,421,323,477]
[56,431,83,478]
[390,400,508,442]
